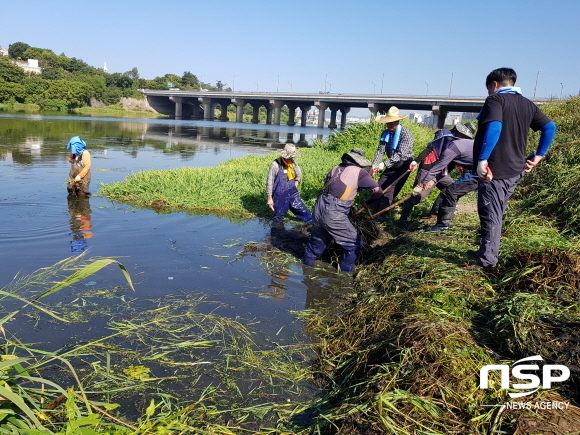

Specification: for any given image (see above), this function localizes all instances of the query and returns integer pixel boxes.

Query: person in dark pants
[397,123,476,228]
[410,130,477,231]
[304,149,382,272]
[468,67,556,270]
[266,144,312,223]
[370,107,416,217]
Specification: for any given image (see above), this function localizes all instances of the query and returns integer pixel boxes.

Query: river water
[0,113,355,416]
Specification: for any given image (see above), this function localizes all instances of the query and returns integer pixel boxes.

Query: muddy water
[0,114,353,409]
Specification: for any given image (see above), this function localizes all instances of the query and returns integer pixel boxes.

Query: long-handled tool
[356,169,412,215]
[371,193,413,218]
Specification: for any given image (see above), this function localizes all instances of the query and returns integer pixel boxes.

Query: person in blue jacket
[266,144,312,223]
[467,67,556,270]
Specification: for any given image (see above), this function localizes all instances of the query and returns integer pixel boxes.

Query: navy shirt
[473,93,551,179]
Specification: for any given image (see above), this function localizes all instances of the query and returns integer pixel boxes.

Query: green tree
[0,57,26,83]
[215,80,225,90]
[42,80,92,108]
[0,82,26,102]
[8,42,30,59]
[181,71,198,89]
[22,76,50,102]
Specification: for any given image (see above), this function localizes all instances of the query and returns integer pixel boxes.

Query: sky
[2,0,579,103]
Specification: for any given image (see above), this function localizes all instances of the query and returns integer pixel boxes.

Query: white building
[13,59,42,74]
[0,47,8,56]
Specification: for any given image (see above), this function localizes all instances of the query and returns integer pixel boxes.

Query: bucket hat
[279,143,300,159]
[454,122,477,138]
[376,106,408,123]
[343,148,372,167]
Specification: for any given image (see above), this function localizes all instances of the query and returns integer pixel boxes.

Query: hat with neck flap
[67,136,87,154]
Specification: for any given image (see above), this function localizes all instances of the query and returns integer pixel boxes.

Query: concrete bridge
[141,89,491,129]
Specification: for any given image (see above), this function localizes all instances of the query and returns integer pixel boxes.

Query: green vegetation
[0,41,230,113]
[1,254,318,434]
[98,119,434,217]
[98,97,580,433]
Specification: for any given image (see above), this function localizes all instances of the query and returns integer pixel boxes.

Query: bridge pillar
[217,100,229,122]
[232,99,245,123]
[265,103,274,125]
[299,105,311,127]
[368,103,391,119]
[315,102,328,128]
[251,103,260,124]
[286,102,298,126]
[199,97,214,121]
[340,106,351,129]
[432,105,449,129]
[170,97,183,120]
[270,100,286,126]
[328,104,340,129]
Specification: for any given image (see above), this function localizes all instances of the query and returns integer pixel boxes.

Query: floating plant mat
[0,257,318,431]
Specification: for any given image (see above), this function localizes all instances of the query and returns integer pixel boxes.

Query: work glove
[477,160,493,181]
[409,161,418,171]
[267,198,274,211]
[412,185,423,196]
[74,175,81,182]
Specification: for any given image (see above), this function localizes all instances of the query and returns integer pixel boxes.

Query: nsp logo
[480,355,570,398]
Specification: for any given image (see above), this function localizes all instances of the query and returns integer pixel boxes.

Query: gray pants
[477,173,523,267]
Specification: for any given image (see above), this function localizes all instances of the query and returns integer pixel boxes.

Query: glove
[477,160,493,181]
[412,185,423,196]
[267,198,274,211]
[75,175,81,182]
[409,161,418,171]
[378,162,385,170]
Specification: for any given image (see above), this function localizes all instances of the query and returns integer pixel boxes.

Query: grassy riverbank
[99,97,580,433]
[98,119,434,218]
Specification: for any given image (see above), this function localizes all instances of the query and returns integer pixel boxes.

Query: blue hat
[67,136,87,154]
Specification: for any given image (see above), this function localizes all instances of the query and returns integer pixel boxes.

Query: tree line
[0,41,229,111]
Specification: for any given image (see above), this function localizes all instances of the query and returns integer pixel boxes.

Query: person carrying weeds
[397,123,476,228]
[467,67,556,271]
[66,136,92,196]
[304,149,382,272]
[369,106,416,217]
[266,143,312,223]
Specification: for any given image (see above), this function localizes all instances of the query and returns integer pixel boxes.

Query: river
[0,113,356,421]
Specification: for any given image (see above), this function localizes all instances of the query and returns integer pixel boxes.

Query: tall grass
[98,120,436,218]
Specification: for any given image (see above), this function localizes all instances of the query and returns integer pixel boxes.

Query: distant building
[422,113,434,126]
[0,47,8,56]
[462,112,478,121]
[103,62,108,73]
[445,114,461,126]
[13,59,42,74]
[408,112,423,123]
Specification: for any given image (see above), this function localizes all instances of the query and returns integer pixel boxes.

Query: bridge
[141,90,501,129]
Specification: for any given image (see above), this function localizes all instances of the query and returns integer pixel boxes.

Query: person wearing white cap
[370,107,416,216]
[265,143,313,223]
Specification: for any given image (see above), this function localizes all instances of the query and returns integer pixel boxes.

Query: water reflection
[67,196,93,253]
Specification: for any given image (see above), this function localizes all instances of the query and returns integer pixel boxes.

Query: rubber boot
[426,206,455,231]
[397,201,413,228]
[429,194,444,217]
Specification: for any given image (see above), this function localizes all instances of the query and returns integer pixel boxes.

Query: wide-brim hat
[454,122,477,139]
[376,106,408,123]
[343,148,372,167]
[279,143,300,159]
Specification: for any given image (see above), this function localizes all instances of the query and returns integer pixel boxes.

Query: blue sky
[2,0,579,100]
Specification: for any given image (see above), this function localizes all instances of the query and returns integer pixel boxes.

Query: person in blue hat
[66,136,92,195]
